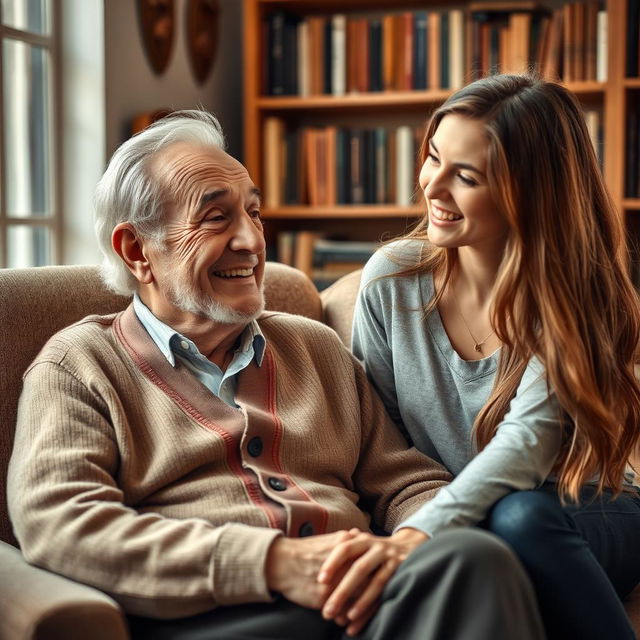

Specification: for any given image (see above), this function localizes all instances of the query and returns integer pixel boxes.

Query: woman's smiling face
[419,114,509,255]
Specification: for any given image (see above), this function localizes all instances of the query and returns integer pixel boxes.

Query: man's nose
[230,211,265,253]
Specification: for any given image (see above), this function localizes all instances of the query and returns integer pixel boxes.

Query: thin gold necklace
[451,291,496,353]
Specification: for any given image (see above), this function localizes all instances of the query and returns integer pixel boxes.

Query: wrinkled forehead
[150,142,252,203]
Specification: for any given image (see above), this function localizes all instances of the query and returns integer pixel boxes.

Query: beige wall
[103,0,243,159]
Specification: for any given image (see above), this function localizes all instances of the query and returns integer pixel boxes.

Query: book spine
[369,18,383,92]
[332,15,347,96]
[440,12,450,89]
[596,9,607,82]
[449,9,465,89]
[428,12,441,89]
[414,12,428,90]
[403,12,414,91]
[375,128,388,204]
[270,12,285,95]
[297,20,309,96]
[627,0,640,78]
[585,1,598,82]
[285,15,299,94]
[323,18,333,94]
[263,117,284,208]
[396,126,414,206]
[336,128,349,205]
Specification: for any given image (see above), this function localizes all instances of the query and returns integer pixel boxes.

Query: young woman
[318,75,640,639]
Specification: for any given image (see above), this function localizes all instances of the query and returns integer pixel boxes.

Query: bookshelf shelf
[244,0,638,285]
[263,205,423,219]
[257,90,452,111]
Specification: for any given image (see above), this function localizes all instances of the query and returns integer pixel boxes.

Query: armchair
[0,262,321,640]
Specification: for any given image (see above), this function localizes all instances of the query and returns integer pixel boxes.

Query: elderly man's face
[148,143,266,325]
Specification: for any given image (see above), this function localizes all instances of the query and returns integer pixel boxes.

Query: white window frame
[0,0,61,267]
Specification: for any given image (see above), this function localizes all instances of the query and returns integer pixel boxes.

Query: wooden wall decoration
[186,0,219,84]
[137,0,175,75]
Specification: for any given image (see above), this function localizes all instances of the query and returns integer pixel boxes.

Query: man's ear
[111,223,155,285]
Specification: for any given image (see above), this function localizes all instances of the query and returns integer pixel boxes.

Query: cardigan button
[268,477,287,491]
[299,522,314,537]
[247,437,263,457]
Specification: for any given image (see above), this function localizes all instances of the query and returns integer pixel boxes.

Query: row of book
[276,231,378,289]
[263,118,423,208]
[264,9,467,95]
[629,0,640,78]
[470,1,607,83]
[627,94,640,198]
[262,2,609,97]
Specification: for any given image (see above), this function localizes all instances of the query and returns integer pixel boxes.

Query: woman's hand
[318,527,429,636]
[265,530,357,610]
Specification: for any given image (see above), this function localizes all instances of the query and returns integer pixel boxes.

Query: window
[1,0,59,268]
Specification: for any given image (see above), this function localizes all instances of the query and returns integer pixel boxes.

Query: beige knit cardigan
[7,306,451,618]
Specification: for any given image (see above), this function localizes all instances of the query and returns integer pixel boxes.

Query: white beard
[165,273,265,325]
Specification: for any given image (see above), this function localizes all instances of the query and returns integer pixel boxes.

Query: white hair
[94,110,226,295]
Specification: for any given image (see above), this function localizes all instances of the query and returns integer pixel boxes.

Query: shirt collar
[132,293,266,368]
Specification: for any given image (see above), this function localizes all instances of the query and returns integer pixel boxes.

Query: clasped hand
[266,528,428,636]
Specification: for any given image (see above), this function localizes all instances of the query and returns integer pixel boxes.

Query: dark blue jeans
[484,483,640,640]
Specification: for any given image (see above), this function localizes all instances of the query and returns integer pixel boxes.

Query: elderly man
[8,111,543,640]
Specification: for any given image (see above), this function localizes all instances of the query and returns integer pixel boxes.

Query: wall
[63,0,243,264]
[61,0,106,265]
[104,0,243,159]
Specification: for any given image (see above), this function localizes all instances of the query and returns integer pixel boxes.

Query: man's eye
[249,209,263,220]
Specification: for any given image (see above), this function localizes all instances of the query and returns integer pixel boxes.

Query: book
[268,11,286,95]
[573,1,586,82]
[263,117,284,208]
[584,1,599,82]
[509,12,531,74]
[542,8,563,80]
[449,9,465,88]
[369,18,383,92]
[374,128,388,204]
[294,230,317,277]
[382,14,396,91]
[284,128,300,205]
[355,18,370,93]
[336,128,350,205]
[350,129,365,205]
[414,12,428,90]
[297,20,310,96]
[396,126,414,206]
[323,17,333,94]
[331,15,346,96]
[277,231,295,265]
[428,12,441,89]
[440,12,450,89]
[402,12,414,91]
[308,16,325,95]
[596,9,607,82]
[627,0,640,78]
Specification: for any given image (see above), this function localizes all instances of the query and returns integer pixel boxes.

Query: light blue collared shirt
[133,294,265,407]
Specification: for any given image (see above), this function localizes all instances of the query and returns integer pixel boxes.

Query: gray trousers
[128,529,544,640]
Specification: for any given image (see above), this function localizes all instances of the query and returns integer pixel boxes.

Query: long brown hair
[398,74,640,500]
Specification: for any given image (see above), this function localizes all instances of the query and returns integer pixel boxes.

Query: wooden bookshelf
[243,0,639,281]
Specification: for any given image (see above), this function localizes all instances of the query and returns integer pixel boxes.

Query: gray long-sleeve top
[352,240,564,537]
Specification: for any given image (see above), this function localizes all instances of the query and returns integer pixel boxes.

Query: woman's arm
[398,357,564,537]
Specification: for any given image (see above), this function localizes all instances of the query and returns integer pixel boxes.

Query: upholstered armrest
[0,541,129,640]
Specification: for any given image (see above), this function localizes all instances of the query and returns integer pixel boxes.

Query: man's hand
[317,528,429,636]
[265,530,357,610]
